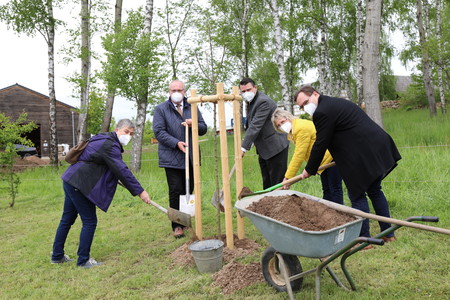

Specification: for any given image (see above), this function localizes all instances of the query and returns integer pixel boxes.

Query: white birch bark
[101,0,123,132]
[356,0,364,106]
[46,0,58,165]
[362,0,384,128]
[416,0,437,116]
[130,0,154,171]
[269,0,291,112]
[436,0,446,114]
[240,0,249,78]
[77,0,91,142]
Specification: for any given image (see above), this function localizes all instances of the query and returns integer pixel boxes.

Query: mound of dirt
[247,194,356,231]
[212,261,264,295]
[169,235,261,268]
[169,235,264,295]
[9,156,49,172]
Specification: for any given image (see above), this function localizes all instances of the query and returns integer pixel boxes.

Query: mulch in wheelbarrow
[246,194,357,231]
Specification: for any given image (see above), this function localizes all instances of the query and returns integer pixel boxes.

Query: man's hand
[177,141,187,152]
[281,178,291,190]
[301,169,311,179]
[139,190,151,204]
[184,119,193,127]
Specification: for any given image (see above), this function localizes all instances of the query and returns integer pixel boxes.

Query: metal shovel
[148,199,192,228]
[211,164,236,211]
[179,123,195,216]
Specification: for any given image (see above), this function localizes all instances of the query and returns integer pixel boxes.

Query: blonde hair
[271,108,294,133]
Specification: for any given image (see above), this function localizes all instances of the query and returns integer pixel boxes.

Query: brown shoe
[381,236,396,243]
[173,227,185,239]
[348,243,374,253]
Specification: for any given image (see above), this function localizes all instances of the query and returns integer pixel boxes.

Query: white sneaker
[79,257,103,269]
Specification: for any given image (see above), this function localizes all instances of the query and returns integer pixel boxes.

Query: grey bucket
[189,239,224,273]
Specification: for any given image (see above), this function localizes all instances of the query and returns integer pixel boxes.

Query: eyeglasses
[298,96,310,110]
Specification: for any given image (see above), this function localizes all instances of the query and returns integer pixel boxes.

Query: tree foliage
[0,113,37,207]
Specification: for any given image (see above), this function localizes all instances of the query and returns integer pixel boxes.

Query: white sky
[0,1,414,128]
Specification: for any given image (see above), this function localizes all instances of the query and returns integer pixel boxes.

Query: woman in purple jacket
[51,119,151,268]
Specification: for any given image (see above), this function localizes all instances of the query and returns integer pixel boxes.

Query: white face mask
[242,91,255,102]
[118,134,132,146]
[303,102,317,116]
[171,92,183,103]
[279,121,292,134]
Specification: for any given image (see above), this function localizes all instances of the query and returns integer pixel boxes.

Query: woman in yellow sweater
[271,109,343,204]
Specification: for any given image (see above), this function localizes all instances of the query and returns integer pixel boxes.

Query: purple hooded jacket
[61,132,144,212]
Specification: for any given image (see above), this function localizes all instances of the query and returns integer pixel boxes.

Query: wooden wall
[0,84,79,155]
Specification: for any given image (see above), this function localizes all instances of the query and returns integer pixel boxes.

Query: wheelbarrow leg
[275,253,295,300]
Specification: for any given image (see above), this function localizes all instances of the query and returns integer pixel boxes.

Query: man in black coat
[296,85,401,244]
[240,78,290,189]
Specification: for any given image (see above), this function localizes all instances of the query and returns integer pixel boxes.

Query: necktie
[176,104,182,116]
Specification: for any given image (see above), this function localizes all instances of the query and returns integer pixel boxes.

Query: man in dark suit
[296,85,401,245]
[240,78,290,189]
[153,79,208,238]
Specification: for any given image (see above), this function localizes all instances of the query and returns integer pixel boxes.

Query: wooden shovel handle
[284,162,336,186]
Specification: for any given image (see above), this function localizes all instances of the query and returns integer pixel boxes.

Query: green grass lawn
[1,108,449,299]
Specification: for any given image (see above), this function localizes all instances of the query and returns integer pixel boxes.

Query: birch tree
[102,7,165,171]
[101,0,123,132]
[77,0,91,142]
[435,0,446,114]
[356,0,365,106]
[0,0,60,165]
[268,0,291,111]
[416,0,437,116]
[362,0,384,127]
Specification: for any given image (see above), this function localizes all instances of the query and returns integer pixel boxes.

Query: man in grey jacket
[240,78,289,189]
[153,80,207,238]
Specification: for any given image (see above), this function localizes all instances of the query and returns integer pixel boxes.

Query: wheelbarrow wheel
[261,247,303,292]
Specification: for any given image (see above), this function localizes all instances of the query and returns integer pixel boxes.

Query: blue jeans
[52,181,97,266]
[348,177,394,238]
[320,166,343,204]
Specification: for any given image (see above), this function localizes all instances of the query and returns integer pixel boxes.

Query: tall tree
[416,0,437,116]
[101,0,123,132]
[268,0,291,111]
[435,0,446,114]
[77,0,91,142]
[0,0,59,165]
[362,0,384,127]
[102,8,165,171]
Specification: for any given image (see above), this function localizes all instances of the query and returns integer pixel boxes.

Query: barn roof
[0,83,78,110]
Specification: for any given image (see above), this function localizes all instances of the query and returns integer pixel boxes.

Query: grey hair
[169,79,186,90]
[271,108,294,133]
[116,119,135,130]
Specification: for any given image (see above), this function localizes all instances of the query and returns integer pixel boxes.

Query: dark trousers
[258,146,289,189]
[348,177,394,238]
[320,165,343,204]
[52,181,97,266]
[165,166,194,230]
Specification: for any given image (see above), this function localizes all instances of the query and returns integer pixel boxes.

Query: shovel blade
[211,190,225,212]
[167,207,192,228]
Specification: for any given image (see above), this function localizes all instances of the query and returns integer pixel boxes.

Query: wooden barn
[0,84,79,157]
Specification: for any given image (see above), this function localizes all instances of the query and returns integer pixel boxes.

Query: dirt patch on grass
[170,235,264,294]
[247,194,356,231]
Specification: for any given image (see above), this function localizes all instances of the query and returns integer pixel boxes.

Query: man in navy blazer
[153,80,207,238]
[240,78,289,189]
[296,85,401,244]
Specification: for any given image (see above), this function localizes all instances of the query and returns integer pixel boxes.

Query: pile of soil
[10,156,49,172]
[247,194,356,231]
[169,234,261,267]
[169,235,264,294]
[212,261,264,295]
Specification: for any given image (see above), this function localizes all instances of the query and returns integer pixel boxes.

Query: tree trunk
[436,0,446,114]
[356,0,364,107]
[416,0,437,116]
[269,0,291,112]
[47,0,58,166]
[101,0,123,132]
[130,100,146,172]
[78,0,91,142]
[130,0,154,172]
[362,0,384,128]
